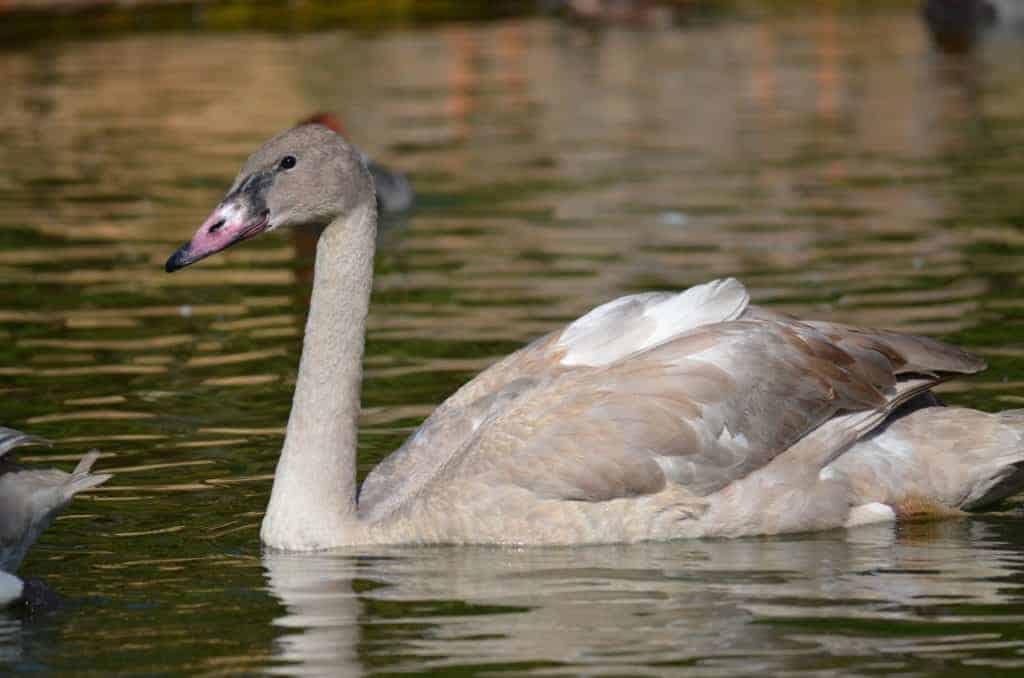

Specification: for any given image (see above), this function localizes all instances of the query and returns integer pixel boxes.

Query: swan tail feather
[829,407,1024,513]
[958,409,1024,510]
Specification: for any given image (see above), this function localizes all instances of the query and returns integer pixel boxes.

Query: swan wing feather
[448,318,983,503]
[359,278,752,516]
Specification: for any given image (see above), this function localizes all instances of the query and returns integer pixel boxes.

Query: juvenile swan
[165,125,1024,551]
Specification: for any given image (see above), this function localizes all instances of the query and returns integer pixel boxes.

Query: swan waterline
[166,124,1024,551]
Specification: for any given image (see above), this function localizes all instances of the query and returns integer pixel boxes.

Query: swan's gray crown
[237,124,374,229]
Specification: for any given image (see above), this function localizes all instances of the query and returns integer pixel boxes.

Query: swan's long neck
[261,200,377,550]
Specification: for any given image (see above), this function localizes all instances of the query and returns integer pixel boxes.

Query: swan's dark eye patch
[279,155,297,170]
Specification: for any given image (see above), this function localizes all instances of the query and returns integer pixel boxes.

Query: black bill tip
[165,243,192,273]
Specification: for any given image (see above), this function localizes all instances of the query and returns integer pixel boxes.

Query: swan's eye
[279,155,297,170]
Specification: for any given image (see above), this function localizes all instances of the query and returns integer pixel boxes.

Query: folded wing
[359,278,754,517]
[447,316,983,504]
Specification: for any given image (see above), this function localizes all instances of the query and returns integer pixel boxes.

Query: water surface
[4,3,1024,675]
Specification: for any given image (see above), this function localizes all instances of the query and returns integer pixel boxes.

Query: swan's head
[165,124,373,272]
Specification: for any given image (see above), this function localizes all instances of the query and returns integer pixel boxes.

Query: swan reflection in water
[263,518,1024,676]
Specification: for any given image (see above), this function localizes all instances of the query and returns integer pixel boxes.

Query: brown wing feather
[444,318,984,503]
[361,280,756,518]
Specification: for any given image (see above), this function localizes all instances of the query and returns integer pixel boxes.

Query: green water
[4,3,1024,675]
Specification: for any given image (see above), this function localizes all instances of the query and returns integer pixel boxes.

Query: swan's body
[166,125,1024,551]
[0,427,111,604]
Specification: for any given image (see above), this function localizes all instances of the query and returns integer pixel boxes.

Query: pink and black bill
[165,170,274,272]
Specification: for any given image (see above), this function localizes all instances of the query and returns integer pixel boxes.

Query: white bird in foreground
[0,427,111,606]
[166,125,1024,551]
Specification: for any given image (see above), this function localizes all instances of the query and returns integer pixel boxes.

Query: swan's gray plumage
[165,125,1024,550]
[831,407,1024,511]
[359,286,982,521]
[297,113,415,214]
[451,317,983,505]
